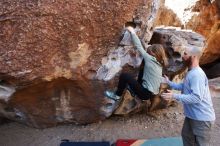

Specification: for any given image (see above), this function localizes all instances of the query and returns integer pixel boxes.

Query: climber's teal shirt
[130,32,162,95]
[168,67,216,121]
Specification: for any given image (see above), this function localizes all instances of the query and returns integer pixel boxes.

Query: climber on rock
[104,26,168,104]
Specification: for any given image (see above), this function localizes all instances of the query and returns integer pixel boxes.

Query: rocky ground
[0,92,219,146]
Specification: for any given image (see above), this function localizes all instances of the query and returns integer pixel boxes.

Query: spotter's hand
[161,89,174,101]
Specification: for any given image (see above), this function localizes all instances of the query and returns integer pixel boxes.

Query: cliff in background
[186,0,220,65]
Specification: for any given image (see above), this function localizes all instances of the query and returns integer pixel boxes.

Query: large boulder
[0,0,162,128]
[150,27,205,76]
[186,0,220,64]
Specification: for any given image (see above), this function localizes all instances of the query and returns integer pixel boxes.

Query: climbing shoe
[104,90,121,101]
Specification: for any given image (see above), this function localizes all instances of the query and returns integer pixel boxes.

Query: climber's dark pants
[115,73,154,100]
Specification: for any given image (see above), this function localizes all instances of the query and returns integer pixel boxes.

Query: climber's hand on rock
[126,26,135,34]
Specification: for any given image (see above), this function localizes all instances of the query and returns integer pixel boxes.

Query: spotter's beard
[183,56,192,68]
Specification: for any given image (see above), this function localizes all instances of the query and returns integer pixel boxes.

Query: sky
[165,0,200,24]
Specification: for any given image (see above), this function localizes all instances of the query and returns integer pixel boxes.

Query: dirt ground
[0,94,219,146]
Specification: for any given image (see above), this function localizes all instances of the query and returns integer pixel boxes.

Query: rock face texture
[186,0,220,65]
[154,3,182,27]
[0,0,146,83]
[156,8,182,27]
[0,0,163,128]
